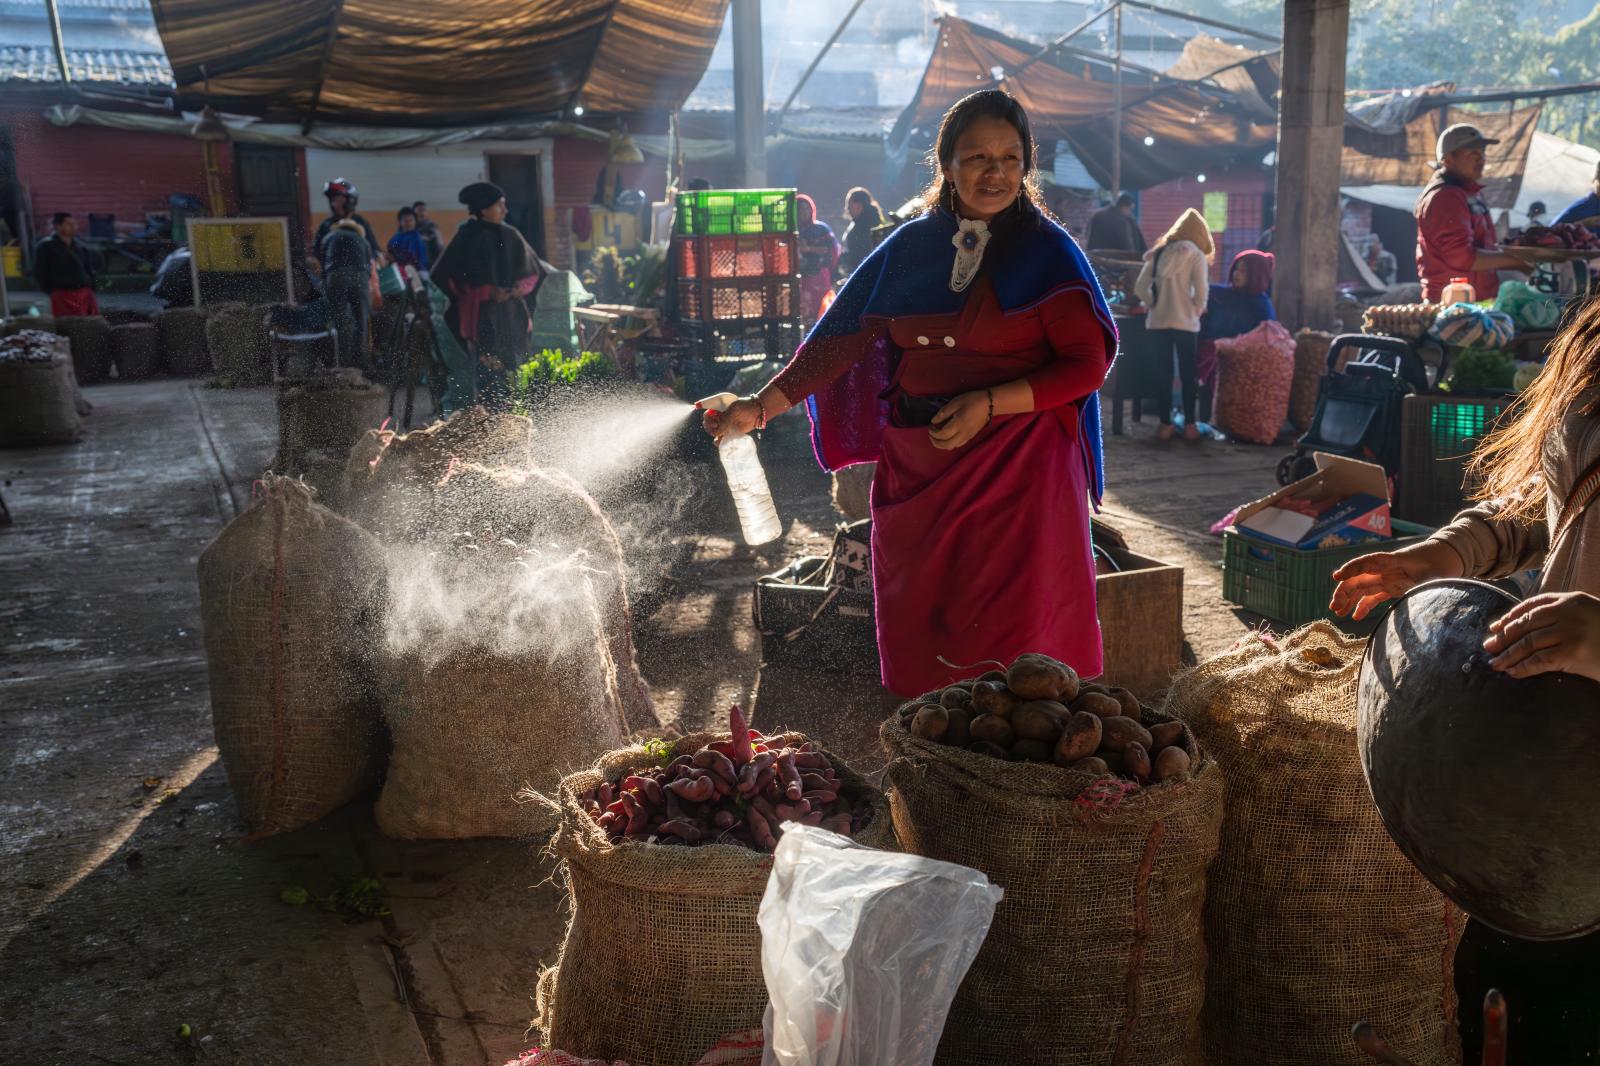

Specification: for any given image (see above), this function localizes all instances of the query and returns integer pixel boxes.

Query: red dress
[774,277,1112,696]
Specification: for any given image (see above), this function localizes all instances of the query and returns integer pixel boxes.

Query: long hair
[918,89,1045,217]
[1469,297,1600,520]
[845,186,881,218]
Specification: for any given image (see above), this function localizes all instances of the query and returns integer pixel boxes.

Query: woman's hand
[929,390,992,450]
[699,397,762,444]
[1329,540,1465,620]
[1483,592,1600,682]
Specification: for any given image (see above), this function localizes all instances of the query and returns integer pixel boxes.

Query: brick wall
[1137,167,1272,281]
[2,108,213,237]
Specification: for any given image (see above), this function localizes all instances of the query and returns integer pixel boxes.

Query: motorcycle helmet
[322,178,359,207]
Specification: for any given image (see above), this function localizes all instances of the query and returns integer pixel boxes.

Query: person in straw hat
[1134,207,1213,441]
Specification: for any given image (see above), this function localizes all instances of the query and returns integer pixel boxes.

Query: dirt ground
[0,379,1278,1065]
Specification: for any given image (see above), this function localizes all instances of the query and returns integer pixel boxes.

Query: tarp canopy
[892,17,1275,190]
[1343,130,1598,229]
[1339,104,1542,207]
[147,0,730,129]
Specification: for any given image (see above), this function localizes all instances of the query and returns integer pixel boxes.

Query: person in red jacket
[1414,123,1528,302]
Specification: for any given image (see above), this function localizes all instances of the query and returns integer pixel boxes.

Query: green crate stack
[1221,519,1433,630]
[1394,394,1511,527]
[674,189,797,237]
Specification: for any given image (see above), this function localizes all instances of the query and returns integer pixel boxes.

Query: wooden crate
[1096,547,1185,697]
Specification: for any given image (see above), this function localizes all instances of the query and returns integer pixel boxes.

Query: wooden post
[1274,0,1350,332]
[1111,1,1123,197]
[732,0,767,188]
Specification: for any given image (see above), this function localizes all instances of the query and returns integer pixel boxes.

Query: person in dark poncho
[430,181,545,405]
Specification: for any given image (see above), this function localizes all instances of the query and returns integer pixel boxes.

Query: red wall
[2,108,218,237]
[1137,167,1271,282]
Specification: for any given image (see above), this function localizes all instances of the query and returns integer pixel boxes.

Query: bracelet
[985,388,994,426]
[744,393,768,431]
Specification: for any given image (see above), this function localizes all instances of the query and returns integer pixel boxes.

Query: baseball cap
[1435,123,1499,163]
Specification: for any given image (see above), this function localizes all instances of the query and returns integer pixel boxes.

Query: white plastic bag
[759,825,1003,1066]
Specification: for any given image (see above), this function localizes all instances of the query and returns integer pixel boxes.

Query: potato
[1124,741,1153,782]
[978,669,1009,685]
[971,681,1021,719]
[1078,682,1110,697]
[910,704,950,741]
[1011,738,1054,763]
[1108,687,1141,720]
[1006,653,1080,702]
[1099,716,1154,754]
[945,706,973,748]
[968,741,1011,761]
[1071,691,1123,719]
[1070,755,1109,775]
[1154,745,1192,783]
[897,700,924,720]
[939,686,974,711]
[969,713,1015,748]
[1148,721,1185,753]
[1052,711,1103,765]
[1013,700,1068,742]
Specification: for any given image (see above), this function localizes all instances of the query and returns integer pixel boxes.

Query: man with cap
[1414,123,1528,303]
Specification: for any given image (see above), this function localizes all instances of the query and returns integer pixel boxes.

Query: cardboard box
[1234,452,1394,551]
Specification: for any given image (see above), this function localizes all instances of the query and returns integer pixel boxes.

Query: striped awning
[147,0,729,128]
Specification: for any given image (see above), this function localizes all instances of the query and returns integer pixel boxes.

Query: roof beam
[43,0,72,87]
[300,0,349,135]
[777,0,869,122]
[1008,3,1117,81]
[1119,0,1282,44]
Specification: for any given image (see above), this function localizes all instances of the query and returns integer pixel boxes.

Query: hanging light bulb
[1143,135,1155,147]
[1196,174,1207,183]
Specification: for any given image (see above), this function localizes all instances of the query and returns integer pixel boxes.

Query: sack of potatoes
[894,653,1193,788]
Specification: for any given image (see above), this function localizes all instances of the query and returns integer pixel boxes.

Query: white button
[944,336,956,347]
[916,335,929,346]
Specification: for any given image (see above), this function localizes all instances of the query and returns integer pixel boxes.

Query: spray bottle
[700,392,782,545]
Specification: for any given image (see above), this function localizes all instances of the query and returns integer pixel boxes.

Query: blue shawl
[801,201,1118,503]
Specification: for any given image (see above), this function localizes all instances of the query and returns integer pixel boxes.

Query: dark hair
[1116,192,1136,208]
[412,201,426,209]
[686,177,712,192]
[919,89,1042,215]
[397,206,417,221]
[845,186,878,212]
[52,211,72,226]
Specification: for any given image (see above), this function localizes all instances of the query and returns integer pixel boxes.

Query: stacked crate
[672,190,803,397]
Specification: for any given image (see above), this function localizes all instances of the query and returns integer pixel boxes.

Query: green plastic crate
[1221,519,1433,629]
[1395,394,1511,527]
[674,190,796,236]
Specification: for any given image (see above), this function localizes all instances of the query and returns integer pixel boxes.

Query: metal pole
[731,0,767,187]
[42,0,72,87]
[778,0,869,122]
[1112,2,1123,198]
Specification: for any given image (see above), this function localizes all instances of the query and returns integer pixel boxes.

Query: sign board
[1203,191,1229,235]
[186,217,294,308]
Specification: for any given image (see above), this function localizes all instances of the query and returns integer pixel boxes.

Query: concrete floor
[0,378,1278,1065]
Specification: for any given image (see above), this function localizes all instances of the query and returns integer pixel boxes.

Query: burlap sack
[157,306,212,376]
[1290,329,1333,432]
[881,707,1222,1066]
[0,336,82,445]
[110,322,160,380]
[1166,622,1461,1066]
[537,732,894,1066]
[349,443,653,730]
[206,302,273,385]
[372,496,637,839]
[56,315,112,385]
[197,477,387,836]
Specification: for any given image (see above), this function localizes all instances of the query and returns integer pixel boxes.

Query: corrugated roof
[0,0,157,11]
[0,44,172,85]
